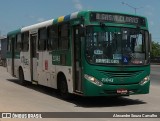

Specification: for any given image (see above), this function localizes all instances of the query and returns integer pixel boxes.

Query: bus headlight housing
[139,75,150,85]
[84,74,103,86]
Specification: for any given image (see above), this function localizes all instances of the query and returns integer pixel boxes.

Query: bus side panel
[21,52,32,82]
[42,51,56,88]
[56,66,73,93]
[37,51,55,87]
[37,52,47,86]
[14,54,21,78]
[50,65,57,88]
[7,58,12,75]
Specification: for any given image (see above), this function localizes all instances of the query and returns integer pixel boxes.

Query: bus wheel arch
[57,72,70,99]
[18,66,26,85]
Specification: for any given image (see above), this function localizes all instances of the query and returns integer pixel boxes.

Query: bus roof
[7,10,147,35]
[21,19,54,32]
[7,29,21,37]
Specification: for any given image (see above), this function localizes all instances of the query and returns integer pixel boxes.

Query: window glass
[16,34,22,51]
[59,24,69,50]
[38,28,47,51]
[7,37,12,52]
[86,26,149,65]
[22,32,29,51]
[47,25,58,50]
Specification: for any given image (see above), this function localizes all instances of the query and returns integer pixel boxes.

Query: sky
[0,0,160,42]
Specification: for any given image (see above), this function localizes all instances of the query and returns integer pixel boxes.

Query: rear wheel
[19,68,26,85]
[58,74,70,99]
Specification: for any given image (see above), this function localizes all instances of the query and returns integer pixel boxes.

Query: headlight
[139,75,150,85]
[84,74,103,86]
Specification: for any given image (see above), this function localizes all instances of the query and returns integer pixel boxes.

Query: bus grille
[97,70,144,78]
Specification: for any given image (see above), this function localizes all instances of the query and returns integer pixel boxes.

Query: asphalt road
[150,65,160,85]
[0,65,159,121]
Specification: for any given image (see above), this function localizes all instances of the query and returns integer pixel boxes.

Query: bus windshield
[85,26,149,66]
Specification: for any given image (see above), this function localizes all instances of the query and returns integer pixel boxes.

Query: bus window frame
[15,33,22,52]
[21,31,29,52]
[85,25,150,66]
[59,23,70,50]
[38,27,47,51]
[47,22,70,51]
[47,25,59,51]
[7,36,12,52]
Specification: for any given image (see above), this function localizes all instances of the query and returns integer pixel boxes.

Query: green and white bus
[7,11,151,98]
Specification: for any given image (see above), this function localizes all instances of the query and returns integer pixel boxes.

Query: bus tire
[19,68,26,85]
[57,74,70,99]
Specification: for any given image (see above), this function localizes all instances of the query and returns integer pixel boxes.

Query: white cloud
[73,0,83,11]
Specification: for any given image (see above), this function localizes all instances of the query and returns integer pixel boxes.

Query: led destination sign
[90,12,146,26]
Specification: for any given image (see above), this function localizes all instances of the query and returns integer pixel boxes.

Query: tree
[151,41,160,58]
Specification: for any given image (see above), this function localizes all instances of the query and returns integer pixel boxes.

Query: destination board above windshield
[90,12,146,26]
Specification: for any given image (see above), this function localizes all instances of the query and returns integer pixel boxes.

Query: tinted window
[7,37,12,52]
[59,24,69,50]
[15,34,22,52]
[22,32,29,51]
[38,28,47,51]
[86,26,149,65]
[47,25,58,50]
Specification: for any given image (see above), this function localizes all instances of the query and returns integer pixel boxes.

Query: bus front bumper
[83,79,150,96]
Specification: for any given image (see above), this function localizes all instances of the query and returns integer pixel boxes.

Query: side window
[59,23,69,50]
[38,28,47,51]
[22,32,29,52]
[47,25,58,50]
[7,36,12,52]
[13,36,17,51]
[15,34,22,52]
[12,37,16,52]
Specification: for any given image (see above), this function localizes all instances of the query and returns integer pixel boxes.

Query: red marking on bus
[45,60,48,70]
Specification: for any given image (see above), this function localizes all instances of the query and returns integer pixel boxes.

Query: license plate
[117,89,128,94]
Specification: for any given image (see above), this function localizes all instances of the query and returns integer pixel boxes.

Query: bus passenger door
[11,37,15,76]
[73,26,83,92]
[30,34,37,83]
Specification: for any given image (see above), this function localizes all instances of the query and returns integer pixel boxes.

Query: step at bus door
[30,34,37,83]
[73,26,83,92]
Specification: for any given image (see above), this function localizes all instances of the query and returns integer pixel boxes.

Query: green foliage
[151,41,160,58]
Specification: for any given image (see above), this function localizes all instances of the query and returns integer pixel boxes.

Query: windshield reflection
[86,26,149,65]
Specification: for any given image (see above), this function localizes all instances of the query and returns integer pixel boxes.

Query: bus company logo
[21,56,29,65]
[2,113,12,118]
[52,55,60,62]
[1,113,42,119]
